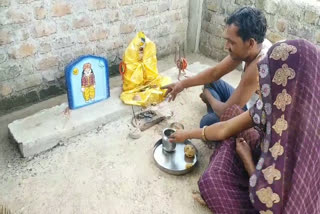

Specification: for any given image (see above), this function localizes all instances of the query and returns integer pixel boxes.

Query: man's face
[223,24,250,61]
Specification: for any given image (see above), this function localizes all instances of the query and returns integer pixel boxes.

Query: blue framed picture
[65,55,110,109]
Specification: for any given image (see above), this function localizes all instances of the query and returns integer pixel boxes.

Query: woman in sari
[170,39,320,213]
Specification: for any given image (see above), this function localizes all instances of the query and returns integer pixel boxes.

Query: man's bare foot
[192,190,207,206]
[199,88,212,104]
[236,138,255,176]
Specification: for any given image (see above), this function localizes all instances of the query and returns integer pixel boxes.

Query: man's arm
[181,55,241,88]
[162,55,241,101]
[205,58,259,116]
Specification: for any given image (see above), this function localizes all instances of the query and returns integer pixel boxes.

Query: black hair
[225,7,267,43]
[82,68,93,77]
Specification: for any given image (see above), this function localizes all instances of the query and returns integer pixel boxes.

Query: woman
[170,39,320,213]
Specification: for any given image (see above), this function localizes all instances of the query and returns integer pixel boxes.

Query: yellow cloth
[120,32,170,107]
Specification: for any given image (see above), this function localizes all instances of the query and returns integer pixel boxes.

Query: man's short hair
[226,7,267,44]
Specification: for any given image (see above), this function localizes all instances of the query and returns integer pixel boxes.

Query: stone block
[105,11,119,23]
[207,24,224,37]
[158,25,170,37]
[226,4,239,16]
[73,47,94,57]
[133,6,147,17]
[159,2,169,13]
[24,91,40,103]
[288,23,314,41]
[38,43,52,54]
[9,43,36,59]
[235,0,254,5]
[89,29,108,41]
[207,0,219,12]
[0,65,21,81]
[14,74,42,91]
[255,0,264,9]
[54,37,74,50]
[0,0,10,7]
[119,0,133,6]
[59,22,71,32]
[0,29,12,45]
[266,32,285,43]
[204,11,212,23]
[171,0,184,10]
[41,70,56,82]
[209,36,225,50]
[276,19,287,33]
[17,0,36,3]
[0,84,12,97]
[0,53,7,64]
[146,17,160,29]
[120,24,135,34]
[264,0,279,14]
[18,29,30,41]
[88,0,107,10]
[34,6,46,20]
[39,85,64,100]
[304,10,319,25]
[33,21,57,38]
[73,14,93,29]
[36,56,59,71]
[52,2,72,17]
[6,9,29,24]
[316,31,320,43]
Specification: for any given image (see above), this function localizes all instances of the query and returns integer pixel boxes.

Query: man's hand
[161,81,184,102]
[169,130,189,143]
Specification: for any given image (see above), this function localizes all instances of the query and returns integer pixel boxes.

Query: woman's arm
[169,110,254,143]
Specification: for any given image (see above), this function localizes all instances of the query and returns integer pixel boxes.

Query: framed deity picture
[65,55,110,109]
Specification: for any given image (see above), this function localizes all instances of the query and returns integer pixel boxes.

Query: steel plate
[153,139,198,175]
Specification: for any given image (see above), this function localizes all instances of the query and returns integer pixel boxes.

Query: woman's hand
[169,130,190,143]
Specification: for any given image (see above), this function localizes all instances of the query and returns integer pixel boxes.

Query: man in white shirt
[162,7,272,128]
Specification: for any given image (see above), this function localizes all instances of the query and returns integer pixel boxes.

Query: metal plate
[153,139,198,175]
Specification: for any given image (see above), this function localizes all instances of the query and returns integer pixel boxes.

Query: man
[163,7,272,128]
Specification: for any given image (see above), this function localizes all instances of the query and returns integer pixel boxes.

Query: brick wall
[0,0,189,115]
[200,0,320,61]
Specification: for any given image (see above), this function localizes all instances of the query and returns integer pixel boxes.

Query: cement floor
[0,53,241,214]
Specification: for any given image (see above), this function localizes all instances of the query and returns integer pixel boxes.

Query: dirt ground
[0,54,241,214]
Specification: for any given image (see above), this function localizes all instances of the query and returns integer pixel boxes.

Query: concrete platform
[8,87,130,157]
[9,61,236,158]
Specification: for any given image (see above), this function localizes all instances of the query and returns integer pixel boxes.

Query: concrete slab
[8,87,130,157]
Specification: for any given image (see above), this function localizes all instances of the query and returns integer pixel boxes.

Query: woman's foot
[236,138,255,176]
[192,190,207,206]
